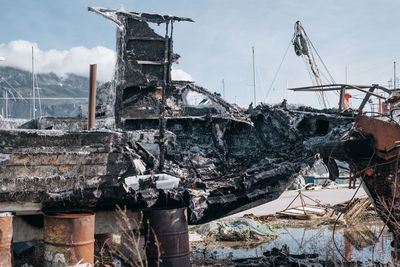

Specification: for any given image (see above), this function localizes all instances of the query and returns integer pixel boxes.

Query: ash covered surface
[0,105,353,223]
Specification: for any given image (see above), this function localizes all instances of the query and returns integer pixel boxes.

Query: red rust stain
[58,165,73,172]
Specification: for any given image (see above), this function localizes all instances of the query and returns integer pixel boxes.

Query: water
[191,225,394,265]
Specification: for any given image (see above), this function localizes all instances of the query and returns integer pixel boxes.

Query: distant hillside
[0,66,89,98]
[0,66,92,118]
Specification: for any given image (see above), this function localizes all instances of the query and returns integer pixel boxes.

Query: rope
[264,40,292,101]
[331,149,375,262]
[305,33,336,84]
[0,77,27,102]
[376,146,400,242]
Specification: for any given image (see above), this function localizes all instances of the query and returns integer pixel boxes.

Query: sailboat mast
[394,61,397,92]
[222,79,225,100]
[252,46,256,105]
[32,46,35,119]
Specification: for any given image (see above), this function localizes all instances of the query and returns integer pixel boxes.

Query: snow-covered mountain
[0,66,90,118]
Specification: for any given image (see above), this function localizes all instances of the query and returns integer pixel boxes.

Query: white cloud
[171,68,193,81]
[0,40,193,83]
[0,40,116,81]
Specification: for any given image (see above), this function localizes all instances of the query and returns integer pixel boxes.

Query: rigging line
[332,149,376,262]
[256,67,266,103]
[307,37,336,84]
[302,56,324,107]
[34,72,42,117]
[264,40,292,101]
[0,77,25,101]
[299,23,335,84]
[0,85,16,100]
[376,147,400,242]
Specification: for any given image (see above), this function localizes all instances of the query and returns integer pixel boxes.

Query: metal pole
[5,91,8,119]
[252,46,256,105]
[32,46,35,119]
[222,79,225,99]
[394,61,397,92]
[88,64,97,130]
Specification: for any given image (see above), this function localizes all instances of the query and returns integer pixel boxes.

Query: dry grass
[95,206,162,267]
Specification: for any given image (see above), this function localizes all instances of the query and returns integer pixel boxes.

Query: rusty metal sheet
[355,115,400,153]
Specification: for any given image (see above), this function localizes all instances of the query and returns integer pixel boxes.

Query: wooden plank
[136,60,163,65]
[347,85,387,99]
[296,206,326,213]
[129,37,164,41]
[0,202,42,215]
[289,84,371,91]
[281,209,307,215]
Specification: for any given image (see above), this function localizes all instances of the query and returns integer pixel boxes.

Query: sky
[0,0,400,109]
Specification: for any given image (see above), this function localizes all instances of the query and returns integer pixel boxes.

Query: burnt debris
[0,7,355,224]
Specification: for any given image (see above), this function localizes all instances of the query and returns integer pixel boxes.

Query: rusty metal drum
[0,212,13,267]
[44,213,95,266]
[144,208,190,267]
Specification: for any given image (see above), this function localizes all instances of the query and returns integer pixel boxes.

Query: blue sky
[1,0,399,109]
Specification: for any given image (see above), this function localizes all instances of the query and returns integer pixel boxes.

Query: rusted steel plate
[355,115,400,153]
[144,208,190,267]
[0,212,13,267]
[44,213,95,266]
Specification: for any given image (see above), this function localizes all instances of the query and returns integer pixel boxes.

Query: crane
[292,21,335,108]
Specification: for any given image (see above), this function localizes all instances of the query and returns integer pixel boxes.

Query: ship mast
[32,47,35,119]
[252,46,256,105]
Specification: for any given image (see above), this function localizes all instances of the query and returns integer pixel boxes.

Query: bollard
[0,212,13,267]
[144,208,190,267]
[44,213,95,266]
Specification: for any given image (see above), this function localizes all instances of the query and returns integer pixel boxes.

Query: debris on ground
[195,218,276,242]
[343,196,373,225]
[275,191,333,220]
[304,183,322,190]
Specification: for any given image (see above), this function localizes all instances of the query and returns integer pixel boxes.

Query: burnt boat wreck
[0,9,355,226]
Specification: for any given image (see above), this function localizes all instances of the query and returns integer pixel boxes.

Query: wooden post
[338,86,346,112]
[88,64,97,130]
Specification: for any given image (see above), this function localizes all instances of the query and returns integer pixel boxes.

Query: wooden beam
[129,37,164,41]
[136,60,163,65]
[289,84,372,91]
[347,85,387,99]
[358,87,376,111]
[373,85,392,94]
[290,87,343,92]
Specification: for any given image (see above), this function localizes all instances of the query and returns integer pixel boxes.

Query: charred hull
[0,107,352,224]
